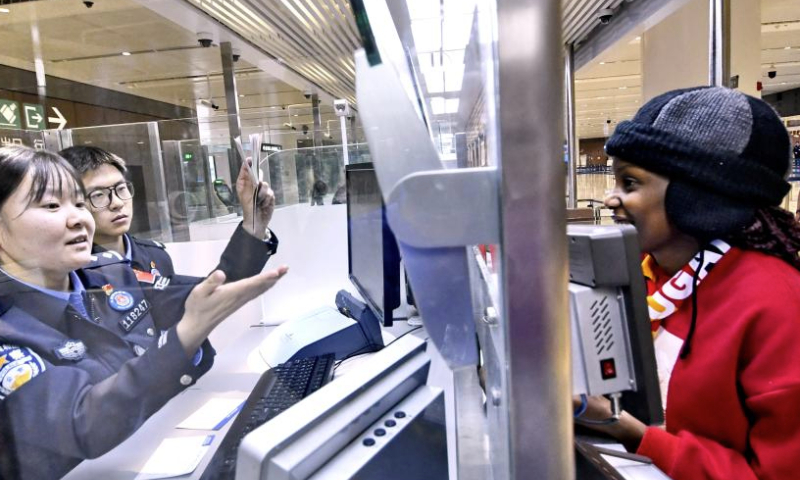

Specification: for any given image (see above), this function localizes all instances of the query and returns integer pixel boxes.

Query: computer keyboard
[200,354,336,480]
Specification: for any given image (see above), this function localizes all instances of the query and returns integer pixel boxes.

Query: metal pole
[497,0,572,478]
[565,44,578,209]
[339,115,349,166]
[221,42,243,174]
[709,0,731,87]
[311,93,323,148]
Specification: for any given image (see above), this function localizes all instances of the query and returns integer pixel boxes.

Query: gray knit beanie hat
[605,86,791,240]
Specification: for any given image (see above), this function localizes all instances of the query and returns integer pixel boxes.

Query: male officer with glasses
[59,146,179,279]
[59,146,279,281]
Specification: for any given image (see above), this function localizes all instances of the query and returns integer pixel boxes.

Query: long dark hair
[727,206,800,272]
[0,146,85,212]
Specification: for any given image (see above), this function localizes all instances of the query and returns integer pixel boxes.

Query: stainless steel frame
[709,0,731,87]
[147,122,173,242]
[565,43,578,210]
[496,0,572,478]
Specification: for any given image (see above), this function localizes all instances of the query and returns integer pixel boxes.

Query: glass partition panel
[0,128,46,150]
[264,143,370,207]
[63,122,175,241]
[54,114,368,244]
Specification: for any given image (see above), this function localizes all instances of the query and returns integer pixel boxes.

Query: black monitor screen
[346,163,401,327]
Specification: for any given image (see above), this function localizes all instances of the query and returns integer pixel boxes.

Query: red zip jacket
[637,247,800,480]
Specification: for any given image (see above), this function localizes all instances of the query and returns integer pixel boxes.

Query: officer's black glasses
[87,181,135,209]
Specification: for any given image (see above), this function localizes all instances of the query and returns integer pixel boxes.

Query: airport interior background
[0,0,798,241]
[1,0,800,478]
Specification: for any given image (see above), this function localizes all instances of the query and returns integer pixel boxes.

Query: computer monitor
[346,162,402,327]
[568,224,663,426]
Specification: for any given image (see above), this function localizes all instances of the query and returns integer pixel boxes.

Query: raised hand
[176,266,288,353]
[237,159,276,239]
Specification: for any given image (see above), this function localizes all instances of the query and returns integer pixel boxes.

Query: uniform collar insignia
[54,340,87,361]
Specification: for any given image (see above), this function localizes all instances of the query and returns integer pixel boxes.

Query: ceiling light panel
[189,0,359,102]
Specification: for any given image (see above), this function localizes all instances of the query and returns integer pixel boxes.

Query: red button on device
[600,358,617,380]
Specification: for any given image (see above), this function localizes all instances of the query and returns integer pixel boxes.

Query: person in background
[311,178,328,206]
[575,87,800,480]
[0,146,288,479]
[331,183,347,205]
[59,146,279,280]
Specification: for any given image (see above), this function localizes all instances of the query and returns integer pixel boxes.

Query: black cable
[680,248,705,359]
[252,184,259,235]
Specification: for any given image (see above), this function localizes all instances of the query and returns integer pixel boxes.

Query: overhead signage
[23,104,45,130]
[261,143,282,153]
[0,100,20,129]
[48,106,67,130]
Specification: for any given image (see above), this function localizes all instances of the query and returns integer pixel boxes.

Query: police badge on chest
[118,298,151,333]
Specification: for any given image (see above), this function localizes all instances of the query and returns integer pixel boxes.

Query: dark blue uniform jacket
[0,223,277,479]
[124,234,176,278]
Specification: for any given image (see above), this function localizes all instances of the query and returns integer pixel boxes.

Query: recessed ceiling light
[0,7,10,13]
[239,94,245,97]
[785,46,792,50]
[599,62,606,65]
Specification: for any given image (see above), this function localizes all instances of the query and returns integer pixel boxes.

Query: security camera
[211,102,219,110]
[597,8,614,25]
[303,89,312,99]
[333,99,351,117]
[197,32,213,48]
[232,48,241,62]
[83,0,94,7]
[302,125,309,135]
[768,70,777,79]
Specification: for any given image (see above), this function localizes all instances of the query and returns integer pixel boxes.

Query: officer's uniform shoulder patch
[0,344,46,400]
[131,236,167,250]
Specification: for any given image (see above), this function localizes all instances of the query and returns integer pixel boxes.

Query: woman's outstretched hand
[177,266,288,353]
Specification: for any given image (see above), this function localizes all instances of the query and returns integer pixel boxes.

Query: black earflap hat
[605,86,791,241]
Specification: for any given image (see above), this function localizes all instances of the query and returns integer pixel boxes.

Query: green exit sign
[183,153,194,161]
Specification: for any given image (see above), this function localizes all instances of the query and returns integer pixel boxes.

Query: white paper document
[176,397,245,431]
[135,435,214,480]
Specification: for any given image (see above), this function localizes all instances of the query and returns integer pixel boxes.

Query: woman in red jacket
[578,86,800,480]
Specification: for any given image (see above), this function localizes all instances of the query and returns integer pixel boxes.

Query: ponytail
[727,206,800,272]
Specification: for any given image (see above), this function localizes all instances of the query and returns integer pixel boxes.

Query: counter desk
[63,302,429,480]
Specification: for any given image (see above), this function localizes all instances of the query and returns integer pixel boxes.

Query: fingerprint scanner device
[568,224,663,426]
[255,164,404,368]
[257,291,384,368]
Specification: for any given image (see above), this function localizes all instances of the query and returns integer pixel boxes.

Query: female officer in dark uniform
[0,146,288,479]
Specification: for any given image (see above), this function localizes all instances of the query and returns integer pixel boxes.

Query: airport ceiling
[0,0,797,140]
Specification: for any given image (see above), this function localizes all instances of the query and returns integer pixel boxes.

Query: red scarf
[641,240,731,332]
